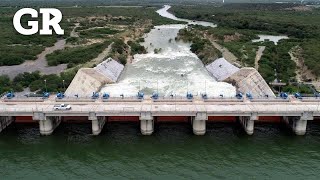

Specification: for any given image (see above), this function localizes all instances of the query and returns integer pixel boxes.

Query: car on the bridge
[53,104,72,110]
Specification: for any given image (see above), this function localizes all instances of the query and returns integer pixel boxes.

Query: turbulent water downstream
[101,6,235,97]
[101,24,235,97]
[1,5,320,179]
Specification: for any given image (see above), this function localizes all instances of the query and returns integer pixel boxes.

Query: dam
[0,96,319,136]
[1,5,318,138]
[2,5,320,180]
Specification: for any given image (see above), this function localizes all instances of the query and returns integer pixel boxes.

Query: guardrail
[204,97,243,102]
[250,98,290,102]
[152,96,193,102]
[56,97,96,102]
[102,97,143,102]
[3,98,44,102]
[3,94,320,104]
[301,97,320,102]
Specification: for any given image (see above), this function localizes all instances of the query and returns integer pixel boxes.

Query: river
[100,6,234,97]
[100,24,235,97]
[1,5,320,179]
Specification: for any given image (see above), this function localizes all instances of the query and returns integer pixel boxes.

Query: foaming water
[101,24,235,97]
[1,122,320,179]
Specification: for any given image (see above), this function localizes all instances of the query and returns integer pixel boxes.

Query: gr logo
[13,8,64,35]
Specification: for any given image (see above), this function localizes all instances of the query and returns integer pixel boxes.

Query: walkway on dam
[1,97,320,117]
[1,96,320,136]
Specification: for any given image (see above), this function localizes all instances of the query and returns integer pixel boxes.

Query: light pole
[63,79,65,92]
[44,79,47,92]
[157,80,159,94]
[187,81,189,95]
[139,80,141,92]
[279,79,282,95]
[205,80,207,95]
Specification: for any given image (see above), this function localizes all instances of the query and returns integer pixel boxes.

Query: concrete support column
[283,112,313,135]
[293,119,308,135]
[140,112,154,135]
[192,119,206,135]
[239,114,257,135]
[91,116,106,135]
[38,116,61,135]
[0,116,14,133]
[192,112,207,135]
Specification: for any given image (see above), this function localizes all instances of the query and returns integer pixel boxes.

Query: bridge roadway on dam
[0,96,320,136]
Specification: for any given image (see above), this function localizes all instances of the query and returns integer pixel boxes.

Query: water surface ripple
[1,123,320,179]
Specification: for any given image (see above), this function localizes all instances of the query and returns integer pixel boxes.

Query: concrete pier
[239,117,255,135]
[192,113,207,135]
[90,114,106,135]
[283,112,313,135]
[38,116,61,135]
[140,112,154,135]
[0,116,14,133]
[33,112,61,135]
[239,113,258,135]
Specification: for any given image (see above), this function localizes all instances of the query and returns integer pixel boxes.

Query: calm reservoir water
[1,122,320,179]
[1,5,320,180]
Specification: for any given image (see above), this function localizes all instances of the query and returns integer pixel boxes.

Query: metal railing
[102,97,143,102]
[203,97,243,102]
[56,97,96,102]
[3,98,44,102]
[152,96,194,102]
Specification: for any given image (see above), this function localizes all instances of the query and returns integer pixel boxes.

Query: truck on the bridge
[53,104,72,110]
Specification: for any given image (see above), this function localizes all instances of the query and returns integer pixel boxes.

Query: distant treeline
[0,70,77,94]
[1,0,319,7]
[170,4,320,81]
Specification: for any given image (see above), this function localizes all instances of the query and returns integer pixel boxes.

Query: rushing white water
[100,7,236,98]
[252,35,289,45]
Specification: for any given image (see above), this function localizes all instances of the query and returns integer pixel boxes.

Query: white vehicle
[53,104,71,110]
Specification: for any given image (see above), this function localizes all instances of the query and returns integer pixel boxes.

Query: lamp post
[44,79,47,92]
[138,80,141,92]
[157,80,159,94]
[187,81,189,95]
[279,79,282,95]
[205,80,207,95]
[63,79,65,92]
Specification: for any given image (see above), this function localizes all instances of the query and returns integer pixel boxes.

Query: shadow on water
[2,121,320,142]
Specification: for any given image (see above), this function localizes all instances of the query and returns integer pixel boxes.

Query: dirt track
[205,34,241,66]
[254,46,266,70]
[0,40,67,79]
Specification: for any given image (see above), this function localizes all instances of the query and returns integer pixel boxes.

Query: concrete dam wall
[94,58,124,82]
[206,58,274,98]
[224,67,275,98]
[65,58,124,97]
[206,58,240,82]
